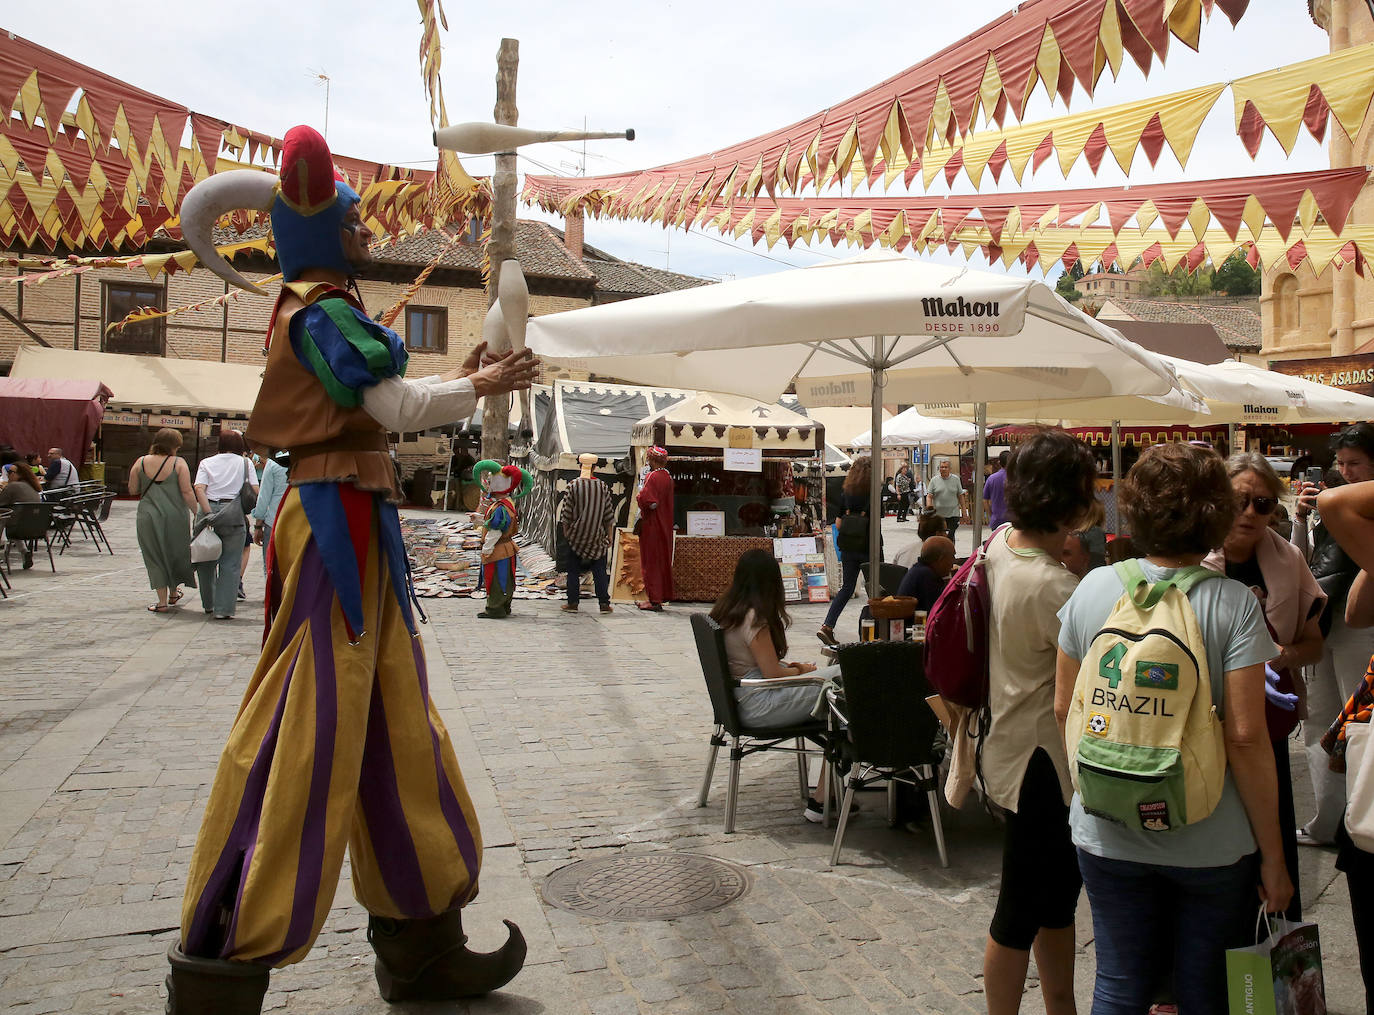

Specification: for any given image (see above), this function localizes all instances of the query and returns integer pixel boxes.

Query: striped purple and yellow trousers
[180,486,482,966]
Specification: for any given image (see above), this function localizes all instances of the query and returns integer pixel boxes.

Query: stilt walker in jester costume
[474,461,531,619]
[166,125,539,1014]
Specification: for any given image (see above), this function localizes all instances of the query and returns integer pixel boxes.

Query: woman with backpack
[818,456,874,648]
[710,549,839,821]
[1055,442,1292,1011]
[1207,452,1325,922]
[979,429,1098,1015]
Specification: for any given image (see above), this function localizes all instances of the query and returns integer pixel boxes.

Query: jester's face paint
[339,207,373,270]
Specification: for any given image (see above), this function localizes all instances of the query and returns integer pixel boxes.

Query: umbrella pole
[973,404,987,548]
[1111,420,1122,537]
[868,338,885,598]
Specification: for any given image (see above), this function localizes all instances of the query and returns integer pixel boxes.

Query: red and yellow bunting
[0,31,486,253]
[524,43,1374,223]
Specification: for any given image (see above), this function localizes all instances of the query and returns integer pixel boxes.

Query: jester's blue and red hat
[177,124,362,293]
[270,126,361,282]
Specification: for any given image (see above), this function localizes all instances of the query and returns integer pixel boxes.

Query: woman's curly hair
[1006,429,1097,533]
[1122,443,1235,557]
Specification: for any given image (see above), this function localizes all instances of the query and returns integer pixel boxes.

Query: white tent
[851,405,980,448]
[527,252,1188,572]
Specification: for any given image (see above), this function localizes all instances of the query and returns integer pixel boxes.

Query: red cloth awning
[0,378,112,467]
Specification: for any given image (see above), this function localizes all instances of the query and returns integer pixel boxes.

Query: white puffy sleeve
[361,374,479,433]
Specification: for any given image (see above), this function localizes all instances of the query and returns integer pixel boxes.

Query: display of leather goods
[400,516,560,601]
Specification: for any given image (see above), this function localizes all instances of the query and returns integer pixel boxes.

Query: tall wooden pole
[481,38,519,462]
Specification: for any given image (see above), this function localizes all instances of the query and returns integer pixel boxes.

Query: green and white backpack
[1064,560,1227,832]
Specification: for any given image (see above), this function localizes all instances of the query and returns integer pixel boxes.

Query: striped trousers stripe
[179,489,482,966]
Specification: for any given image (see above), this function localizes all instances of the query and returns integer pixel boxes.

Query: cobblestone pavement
[0,504,1362,1013]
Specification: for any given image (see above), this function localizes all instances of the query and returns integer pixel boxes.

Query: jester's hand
[470,348,540,397]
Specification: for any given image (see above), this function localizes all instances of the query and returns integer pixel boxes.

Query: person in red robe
[635,446,675,611]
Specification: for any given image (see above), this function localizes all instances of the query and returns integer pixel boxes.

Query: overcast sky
[5,2,1335,280]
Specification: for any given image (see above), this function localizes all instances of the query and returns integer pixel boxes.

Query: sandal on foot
[147,604,171,613]
[637,602,663,611]
[168,590,184,606]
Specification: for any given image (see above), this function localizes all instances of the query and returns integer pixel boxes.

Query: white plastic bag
[1346,721,1374,852]
[190,526,222,564]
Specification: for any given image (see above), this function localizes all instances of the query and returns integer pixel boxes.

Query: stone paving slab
[0,504,1362,1013]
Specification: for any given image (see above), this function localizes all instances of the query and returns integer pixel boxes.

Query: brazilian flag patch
[1135,660,1178,690]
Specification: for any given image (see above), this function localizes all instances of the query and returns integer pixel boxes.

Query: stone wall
[1262,0,1374,362]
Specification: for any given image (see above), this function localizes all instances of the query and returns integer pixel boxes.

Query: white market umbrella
[527,251,1187,580]
[1174,358,1374,424]
[851,405,981,448]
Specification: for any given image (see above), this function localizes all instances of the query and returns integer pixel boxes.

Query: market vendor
[636,445,675,611]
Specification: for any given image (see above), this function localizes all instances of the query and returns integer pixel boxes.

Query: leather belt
[290,432,391,459]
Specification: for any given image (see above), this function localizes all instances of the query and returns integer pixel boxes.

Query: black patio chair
[691,613,829,833]
[876,562,908,597]
[62,491,113,554]
[828,640,948,867]
[0,508,10,597]
[4,502,57,573]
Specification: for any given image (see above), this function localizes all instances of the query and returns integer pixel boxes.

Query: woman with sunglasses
[1206,451,1325,919]
[1294,422,1374,849]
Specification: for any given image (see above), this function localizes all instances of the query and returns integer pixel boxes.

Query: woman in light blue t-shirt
[1054,442,1290,1013]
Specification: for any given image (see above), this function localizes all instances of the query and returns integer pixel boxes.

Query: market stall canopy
[533,379,689,468]
[850,405,980,448]
[10,345,262,419]
[527,252,1185,409]
[0,377,110,467]
[632,392,823,456]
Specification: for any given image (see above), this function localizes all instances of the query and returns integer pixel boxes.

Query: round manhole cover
[541,852,750,921]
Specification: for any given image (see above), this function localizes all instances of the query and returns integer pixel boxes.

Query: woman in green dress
[128,428,197,612]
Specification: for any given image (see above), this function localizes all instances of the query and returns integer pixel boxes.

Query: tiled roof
[584,257,710,296]
[1100,297,1262,351]
[546,224,712,296]
[371,220,593,281]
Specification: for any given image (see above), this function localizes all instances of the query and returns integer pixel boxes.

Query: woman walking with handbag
[193,429,259,619]
[129,428,198,612]
[818,455,874,647]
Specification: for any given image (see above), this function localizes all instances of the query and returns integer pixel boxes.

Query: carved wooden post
[481,38,519,461]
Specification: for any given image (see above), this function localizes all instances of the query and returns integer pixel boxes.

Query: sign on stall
[773,537,830,603]
[723,447,762,472]
[685,511,726,537]
[102,410,192,429]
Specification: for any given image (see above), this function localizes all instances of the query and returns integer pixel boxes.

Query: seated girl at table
[710,549,842,819]
[711,549,840,722]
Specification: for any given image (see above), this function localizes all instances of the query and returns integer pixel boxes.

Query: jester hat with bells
[474,461,533,500]
[179,125,361,297]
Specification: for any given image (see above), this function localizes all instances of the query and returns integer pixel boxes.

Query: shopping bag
[1226,904,1326,1015]
[1345,721,1374,852]
[190,526,222,564]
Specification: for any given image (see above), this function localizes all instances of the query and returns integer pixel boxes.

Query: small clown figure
[475,460,531,619]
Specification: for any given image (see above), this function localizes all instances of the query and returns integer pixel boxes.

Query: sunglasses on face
[1237,494,1277,515]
